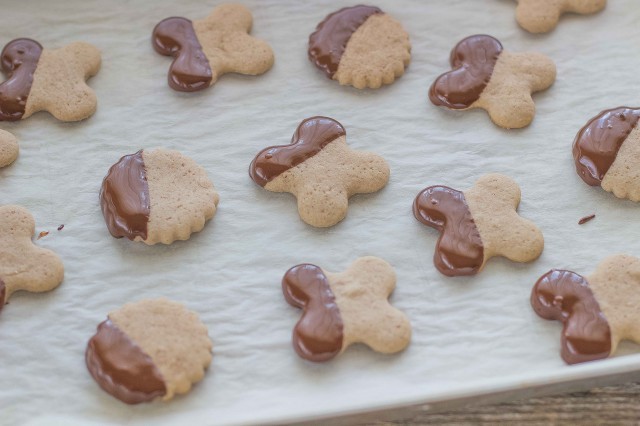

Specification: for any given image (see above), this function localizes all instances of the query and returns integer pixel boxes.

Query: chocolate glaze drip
[308,5,382,78]
[249,116,346,187]
[413,186,484,277]
[282,263,344,362]
[99,150,150,241]
[152,17,213,92]
[0,278,5,313]
[531,269,611,365]
[86,320,166,404]
[429,35,503,109]
[0,38,42,121]
[572,107,640,186]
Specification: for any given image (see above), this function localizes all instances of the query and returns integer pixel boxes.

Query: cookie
[429,35,556,129]
[86,298,212,404]
[152,4,274,92]
[308,5,410,89]
[0,205,64,313]
[532,254,640,364]
[413,173,543,277]
[514,0,607,33]
[100,148,219,245]
[0,38,101,122]
[282,256,411,362]
[249,116,389,227]
[573,107,640,201]
[0,129,18,168]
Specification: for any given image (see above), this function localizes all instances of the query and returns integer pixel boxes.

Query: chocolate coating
[282,263,344,362]
[152,17,213,92]
[99,150,150,241]
[429,35,503,109]
[86,319,166,404]
[308,5,382,78]
[413,186,484,277]
[573,107,640,186]
[249,116,346,187]
[0,278,5,313]
[0,38,42,121]
[531,269,611,365]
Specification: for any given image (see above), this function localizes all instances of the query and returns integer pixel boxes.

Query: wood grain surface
[373,383,640,425]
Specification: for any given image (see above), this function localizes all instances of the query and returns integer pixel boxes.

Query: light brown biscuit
[152,4,274,92]
[100,148,220,245]
[282,256,411,362]
[0,205,64,312]
[515,0,607,33]
[0,129,18,168]
[249,116,389,228]
[413,173,543,277]
[308,5,410,90]
[532,254,640,364]
[429,35,556,129]
[86,298,212,404]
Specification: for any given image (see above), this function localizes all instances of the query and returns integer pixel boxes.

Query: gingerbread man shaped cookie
[514,0,607,33]
[0,38,101,122]
[282,256,411,362]
[249,116,389,228]
[429,35,556,129]
[0,205,64,314]
[152,4,274,92]
[532,254,640,364]
[413,173,543,277]
[0,129,18,168]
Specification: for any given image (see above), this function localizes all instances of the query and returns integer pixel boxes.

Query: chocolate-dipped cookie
[308,5,410,89]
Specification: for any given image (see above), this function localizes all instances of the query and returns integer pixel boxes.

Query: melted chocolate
[99,150,150,241]
[429,35,503,109]
[308,5,382,78]
[0,278,5,313]
[0,38,42,121]
[249,116,346,187]
[413,186,484,277]
[572,107,640,186]
[86,319,166,404]
[282,263,344,362]
[531,269,611,365]
[152,17,213,92]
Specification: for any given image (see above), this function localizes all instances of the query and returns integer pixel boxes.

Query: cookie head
[249,116,389,228]
[86,298,212,404]
[282,257,411,362]
[100,148,219,245]
[152,4,274,92]
[515,0,607,33]
[413,174,543,277]
[573,107,640,200]
[429,34,556,129]
[0,39,42,121]
[0,129,18,168]
[308,5,411,89]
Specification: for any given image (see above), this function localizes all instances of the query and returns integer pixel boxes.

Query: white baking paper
[2,0,640,424]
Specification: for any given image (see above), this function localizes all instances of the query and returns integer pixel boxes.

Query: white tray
[2,0,640,425]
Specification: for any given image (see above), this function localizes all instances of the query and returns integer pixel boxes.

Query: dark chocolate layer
[531,269,611,365]
[0,278,5,313]
[152,17,213,92]
[282,263,344,362]
[0,38,42,121]
[573,107,640,186]
[308,5,382,78]
[429,35,503,109]
[85,319,166,404]
[413,185,484,277]
[249,116,346,187]
[99,150,150,241]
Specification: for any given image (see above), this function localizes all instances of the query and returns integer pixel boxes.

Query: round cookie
[308,5,411,89]
[100,148,219,245]
[0,129,18,168]
[86,298,212,404]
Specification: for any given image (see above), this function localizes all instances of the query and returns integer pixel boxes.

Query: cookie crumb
[37,231,49,240]
[578,214,596,225]
[57,224,64,231]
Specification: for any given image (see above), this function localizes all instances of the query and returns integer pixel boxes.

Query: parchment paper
[1,0,640,424]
